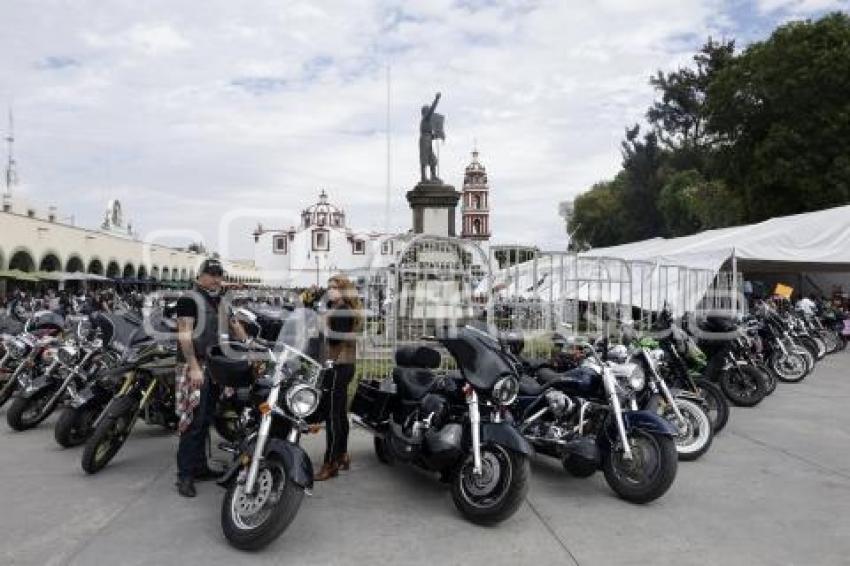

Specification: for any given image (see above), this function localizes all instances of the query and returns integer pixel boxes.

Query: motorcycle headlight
[492,375,519,406]
[628,364,646,391]
[285,384,319,418]
[7,338,28,360]
[58,345,78,365]
[42,347,58,362]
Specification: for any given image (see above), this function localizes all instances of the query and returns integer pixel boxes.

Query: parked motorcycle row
[0,298,844,551]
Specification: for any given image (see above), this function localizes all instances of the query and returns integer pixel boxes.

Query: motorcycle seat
[518,376,544,397]
[392,367,439,401]
[537,367,598,394]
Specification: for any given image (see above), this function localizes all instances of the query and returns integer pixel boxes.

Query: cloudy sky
[1,0,847,259]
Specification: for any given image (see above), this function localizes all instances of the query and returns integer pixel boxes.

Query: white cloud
[0,0,839,257]
[756,0,847,14]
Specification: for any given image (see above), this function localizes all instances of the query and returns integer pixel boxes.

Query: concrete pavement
[0,352,848,566]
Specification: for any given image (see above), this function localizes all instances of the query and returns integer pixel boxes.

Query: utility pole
[4,106,17,196]
[384,64,392,233]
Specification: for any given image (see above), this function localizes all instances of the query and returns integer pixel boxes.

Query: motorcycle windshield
[273,308,323,385]
[440,326,515,391]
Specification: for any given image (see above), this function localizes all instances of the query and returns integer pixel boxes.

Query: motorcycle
[80,328,177,474]
[0,312,65,410]
[652,318,730,434]
[756,305,810,383]
[7,318,108,432]
[53,313,128,447]
[613,334,714,462]
[691,315,767,407]
[513,335,678,503]
[213,307,324,551]
[352,325,532,525]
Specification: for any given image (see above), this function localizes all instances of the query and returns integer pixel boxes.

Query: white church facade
[252,149,493,288]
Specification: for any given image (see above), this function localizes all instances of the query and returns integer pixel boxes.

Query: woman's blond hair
[328,274,364,333]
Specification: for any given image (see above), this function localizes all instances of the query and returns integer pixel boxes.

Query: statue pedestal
[406,181,461,237]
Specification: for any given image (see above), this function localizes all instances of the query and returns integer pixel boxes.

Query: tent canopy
[483,205,850,316]
[584,204,850,273]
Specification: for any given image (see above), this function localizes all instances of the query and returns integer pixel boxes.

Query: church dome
[301,190,346,229]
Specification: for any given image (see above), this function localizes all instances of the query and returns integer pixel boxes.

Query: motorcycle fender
[480,422,534,456]
[264,438,314,490]
[70,388,96,409]
[217,458,243,487]
[620,410,678,437]
[22,375,51,398]
[672,390,705,405]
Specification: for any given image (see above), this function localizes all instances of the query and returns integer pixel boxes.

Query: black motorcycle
[80,330,177,474]
[690,315,767,407]
[352,325,532,525]
[53,313,130,447]
[513,338,679,503]
[213,307,324,551]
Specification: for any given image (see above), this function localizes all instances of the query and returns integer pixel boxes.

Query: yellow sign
[774,283,794,299]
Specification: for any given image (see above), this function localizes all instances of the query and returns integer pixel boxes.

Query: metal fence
[356,235,490,380]
[354,238,742,378]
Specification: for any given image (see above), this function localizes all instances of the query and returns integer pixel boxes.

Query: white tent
[484,205,850,315]
[586,204,850,273]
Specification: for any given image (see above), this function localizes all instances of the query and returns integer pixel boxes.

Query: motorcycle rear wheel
[451,443,529,525]
[221,453,305,551]
[81,396,136,474]
[602,429,678,504]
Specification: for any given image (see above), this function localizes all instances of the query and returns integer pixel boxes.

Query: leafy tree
[648,38,735,155]
[571,12,850,248]
[571,173,629,248]
[707,13,850,220]
[619,126,667,241]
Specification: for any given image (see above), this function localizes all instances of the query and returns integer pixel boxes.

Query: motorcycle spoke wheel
[457,446,512,510]
[229,465,284,530]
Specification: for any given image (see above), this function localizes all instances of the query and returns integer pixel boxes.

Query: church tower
[460,147,490,241]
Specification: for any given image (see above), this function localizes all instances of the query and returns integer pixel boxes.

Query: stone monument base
[406,181,461,237]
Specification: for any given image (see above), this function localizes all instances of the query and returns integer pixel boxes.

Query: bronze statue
[419,92,443,183]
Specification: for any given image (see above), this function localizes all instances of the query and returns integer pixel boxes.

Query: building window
[273,235,287,254]
[27,209,35,218]
[473,218,482,235]
[381,240,392,255]
[472,194,481,209]
[352,239,365,255]
[312,229,329,251]
[317,212,327,226]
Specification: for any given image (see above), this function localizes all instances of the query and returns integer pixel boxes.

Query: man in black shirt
[174,259,246,498]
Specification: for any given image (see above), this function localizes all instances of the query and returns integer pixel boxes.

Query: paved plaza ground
[0,353,848,566]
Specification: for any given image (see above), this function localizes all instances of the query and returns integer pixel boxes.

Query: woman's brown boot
[314,462,339,481]
[337,453,351,471]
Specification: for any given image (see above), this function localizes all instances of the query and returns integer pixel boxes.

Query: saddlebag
[351,379,395,423]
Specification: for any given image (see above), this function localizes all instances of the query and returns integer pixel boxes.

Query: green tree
[707,13,850,220]
[571,173,629,248]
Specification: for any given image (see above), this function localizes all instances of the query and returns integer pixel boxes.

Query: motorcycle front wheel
[602,429,678,504]
[0,372,19,408]
[451,443,529,525]
[720,365,766,407]
[7,386,60,431]
[81,396,136,474]
[221,453,305,551]
[693,378,729,434]
[55,405,100,448]
[661,398,713,462]
[771,352,807,383]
